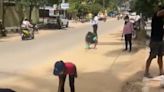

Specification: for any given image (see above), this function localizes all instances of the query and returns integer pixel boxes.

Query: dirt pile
[122,72,143,92]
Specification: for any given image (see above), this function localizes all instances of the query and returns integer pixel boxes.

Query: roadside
[0,22,151,92]
[0,17,116,42]
[0,20,90,42]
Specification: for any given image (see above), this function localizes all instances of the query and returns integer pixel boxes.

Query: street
[0,19,123,80]
[0,0,163,92]
[1,19,159,92]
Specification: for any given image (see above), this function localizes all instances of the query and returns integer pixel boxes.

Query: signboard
[61,3,69,10]
[53,4,57,9]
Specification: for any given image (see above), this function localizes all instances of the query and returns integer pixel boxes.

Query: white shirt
[21,20,33,28]
[91,16,99,25]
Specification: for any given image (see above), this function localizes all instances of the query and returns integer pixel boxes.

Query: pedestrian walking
[53,60,77,92]
[122,16,134,52]
[144,5,164,78]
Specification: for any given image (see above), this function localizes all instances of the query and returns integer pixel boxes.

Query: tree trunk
[1,2,7,37]
[2,1,5,27]
[31,6,39,24]
[29,5,33,21]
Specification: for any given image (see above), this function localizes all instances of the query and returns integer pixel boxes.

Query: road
[0,19,123,80]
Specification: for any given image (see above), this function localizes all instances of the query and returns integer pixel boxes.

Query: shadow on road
[0,71,56,92]
[109,33,122,37]
[0,69,122,92]
[0,40,6,42]
[76,70,122,92]
[103,39,146,57]
[104,46,144,57]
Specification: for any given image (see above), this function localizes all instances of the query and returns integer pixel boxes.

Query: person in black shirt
[144,5,164,78]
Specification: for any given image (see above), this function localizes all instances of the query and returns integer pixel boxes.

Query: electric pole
[0,0,2,20]
[103,0,105,9]
[2,0,5,26]
[62,0,66,18]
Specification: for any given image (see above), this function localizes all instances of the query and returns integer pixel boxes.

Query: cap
[53,61,65,75]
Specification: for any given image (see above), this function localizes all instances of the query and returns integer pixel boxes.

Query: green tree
[56,0,119,19]
[130,0,164,17]
[129,0,164,41]
[16,0,47,20]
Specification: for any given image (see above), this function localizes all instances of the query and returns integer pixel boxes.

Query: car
[47,15,69,29]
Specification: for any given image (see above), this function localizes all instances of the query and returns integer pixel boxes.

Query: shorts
[149,41,164,58]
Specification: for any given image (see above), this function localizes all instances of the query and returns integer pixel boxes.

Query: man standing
[91,13,99,36]
[144,5,164,78]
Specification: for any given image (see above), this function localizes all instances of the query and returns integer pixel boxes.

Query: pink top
[64,62,75,75]
[123,22,133,35]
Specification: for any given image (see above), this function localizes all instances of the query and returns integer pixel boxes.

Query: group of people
[86,12,134,51]
[46,5,164,92]
[53,14,99,92]
[122,5,164,78]
[2,6,162,91]
[53,13,134,92]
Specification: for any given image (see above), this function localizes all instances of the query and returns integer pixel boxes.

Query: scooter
[21,28,34,40]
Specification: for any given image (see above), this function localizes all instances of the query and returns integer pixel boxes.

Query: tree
[130,0,164,17]
[47,0,62,6]
[129,0,164,41]
[16,0,47,20]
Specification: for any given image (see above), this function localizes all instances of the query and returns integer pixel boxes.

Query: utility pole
[0,0,3,21]
[62,0,66,18]
[2,0,5,27]
[103,0,105,9]
[0,0,2,20]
